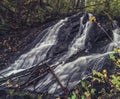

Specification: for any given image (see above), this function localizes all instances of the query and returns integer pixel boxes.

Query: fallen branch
[46,63,70,96]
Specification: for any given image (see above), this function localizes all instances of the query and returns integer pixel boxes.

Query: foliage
[85,0,120,16]
[109,48,120,67]
[0,88,37,99]
[68,91,76,99]
[111,74,120,91]
[67,48,120,99]
[0,0,120,32]
[0,46,120,98]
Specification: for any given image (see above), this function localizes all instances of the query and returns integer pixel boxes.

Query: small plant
[67,48,120,99]
[110,74,120,91]
[109,48,120,67]
[68,91,77,99]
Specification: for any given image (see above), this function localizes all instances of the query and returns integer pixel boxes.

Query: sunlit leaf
[91,88,96,94]
[109,54,115,60]
[71,91,76,99]
[81,95,85,99]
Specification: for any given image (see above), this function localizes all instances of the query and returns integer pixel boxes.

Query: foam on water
[0,13,120,94]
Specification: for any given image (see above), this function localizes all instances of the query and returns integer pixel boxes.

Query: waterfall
[0,18,68,77]
[113,28,120,42]
[15,18,68,69]
[107,23,120,51]
[55,13,95,63]
[0,13,120,95]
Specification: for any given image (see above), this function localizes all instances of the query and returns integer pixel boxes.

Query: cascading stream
[107,23,120,51]
[57,14,94,63]
[0,13,120,95]
[0,18,68,77]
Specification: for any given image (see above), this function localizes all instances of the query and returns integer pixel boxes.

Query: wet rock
[0,90,7,99]
[0,12,120,95]
[23,95,32,99]
[12,95,23,99]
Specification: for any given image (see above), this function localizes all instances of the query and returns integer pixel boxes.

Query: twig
[21,65,55,87]
[19,59,51,86]
[46,63,70,95]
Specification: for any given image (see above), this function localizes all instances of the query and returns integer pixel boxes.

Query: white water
[0,18,68,77]
[57,13,94,63]
[107,28,120,51]
[32,19,120,94]
[15,18,68,69]
[33,51,114,94]
[0,13,120,94]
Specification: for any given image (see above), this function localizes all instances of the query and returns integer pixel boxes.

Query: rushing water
[0,13,120,95]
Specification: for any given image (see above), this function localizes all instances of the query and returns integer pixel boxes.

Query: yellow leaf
[103,69,107,74]
[103,74,107,78]
[89,17,96,22]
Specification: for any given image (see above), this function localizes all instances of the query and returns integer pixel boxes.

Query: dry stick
[25,72,48,87]
[20,59,50,86]
[23,65,55,87]
[45,63,70,95]
[20,63,59,89]
[0,61,42,83]
[0,62,42,83]
[97,10,119,44]
[94,21,118,45]
[95,21,113,42]
[0,63,43,86]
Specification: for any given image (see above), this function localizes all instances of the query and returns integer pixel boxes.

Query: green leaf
[114,48,118,53]
[81,81,86,88]
[92,70,104,78]
[91,88,96,94]
[81,95,85,99]
[68,97,71,99]
[71,91,76,99]
[109,54,115,60]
